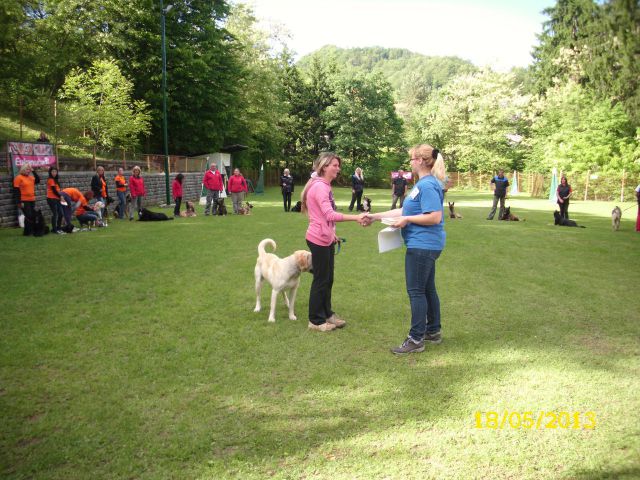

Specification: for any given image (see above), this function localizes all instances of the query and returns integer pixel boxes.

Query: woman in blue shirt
[366,144,445,354]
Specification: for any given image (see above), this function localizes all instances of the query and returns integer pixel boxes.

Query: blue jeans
[47,198,63,231]
[76,212,99,224]
[117,191,126,218]
[405,248,441,341]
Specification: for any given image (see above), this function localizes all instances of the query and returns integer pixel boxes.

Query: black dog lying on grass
[554,210,585,228]
[139,208,173,221]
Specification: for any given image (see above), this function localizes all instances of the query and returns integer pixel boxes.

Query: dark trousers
[487,194,505,220]
[349,190,363,211]
[174,197,182,217]
[59,192,74,226]
[307,240,335,325]
[47,198,62,231]
[21,201,36,236]
[282,191,292,211]
[558,200,570,219]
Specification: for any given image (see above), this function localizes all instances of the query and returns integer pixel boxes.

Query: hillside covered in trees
[0,0,637,180]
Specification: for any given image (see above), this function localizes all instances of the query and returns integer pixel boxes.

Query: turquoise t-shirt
[401,175,445,250]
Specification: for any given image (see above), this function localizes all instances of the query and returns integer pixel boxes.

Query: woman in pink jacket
[300,152,366,332]
[129,165,146,220]
[227,168,248,214]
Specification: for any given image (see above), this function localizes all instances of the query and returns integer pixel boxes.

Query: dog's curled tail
[258,238,276,255]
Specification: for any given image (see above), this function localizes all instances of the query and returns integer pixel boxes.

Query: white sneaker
[308,322,337,332]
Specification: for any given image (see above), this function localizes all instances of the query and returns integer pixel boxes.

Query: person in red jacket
[202,163,224,216]
[227,168,248,214]
[172,173,184,217]
[129,166,146,220]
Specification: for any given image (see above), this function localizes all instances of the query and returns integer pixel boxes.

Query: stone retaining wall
[0,172,205,228]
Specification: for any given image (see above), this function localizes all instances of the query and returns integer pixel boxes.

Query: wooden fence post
[584,170,590,201]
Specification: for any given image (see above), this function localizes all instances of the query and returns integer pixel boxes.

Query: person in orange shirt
[13,163,40,235]
[114,167,128,219]
[60,188,98,228]
[46,166,64,233]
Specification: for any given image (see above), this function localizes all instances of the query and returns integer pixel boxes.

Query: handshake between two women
[356,209,408,228]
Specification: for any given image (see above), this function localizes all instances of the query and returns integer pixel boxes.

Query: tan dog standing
[254,238,313,322]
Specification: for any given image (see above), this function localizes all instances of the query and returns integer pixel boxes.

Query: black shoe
[391,337,425,355]
[424,331,442,344]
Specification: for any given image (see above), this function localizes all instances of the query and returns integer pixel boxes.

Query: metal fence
[2,147,638,202]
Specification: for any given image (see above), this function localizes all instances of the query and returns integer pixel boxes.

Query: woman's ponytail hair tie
[432,148,440,159]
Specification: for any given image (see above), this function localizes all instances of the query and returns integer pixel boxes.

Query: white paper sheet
[378,226,403,253]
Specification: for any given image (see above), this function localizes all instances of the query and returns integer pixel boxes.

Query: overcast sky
[247,0,556,71]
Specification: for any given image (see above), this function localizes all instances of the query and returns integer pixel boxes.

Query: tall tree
[223,3,288,166]
[58,59,151,153]
[323,72,404,175]
[411,69,531,172]
[581,0,640,125]
[526,80,636,173]
[301,57,335,155]
[531,0,599,94]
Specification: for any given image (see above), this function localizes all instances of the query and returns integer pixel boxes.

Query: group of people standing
[486,170,574,221]
[13,163,151,235]
[202,163,249,215]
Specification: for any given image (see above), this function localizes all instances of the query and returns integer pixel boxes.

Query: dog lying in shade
[253,238,313,322]
[554,210,585,228]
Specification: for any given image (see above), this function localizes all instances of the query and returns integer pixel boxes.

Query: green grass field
[1,188,639,479]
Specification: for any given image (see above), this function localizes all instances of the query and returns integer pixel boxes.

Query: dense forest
[0,0,638,181]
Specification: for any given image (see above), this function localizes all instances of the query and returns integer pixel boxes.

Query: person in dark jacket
[348,167,365,211]
[486,170,509,220]
[280,168,294,212]
[90,166,108,220]
[391,170,408,209]
[556,175,573,220]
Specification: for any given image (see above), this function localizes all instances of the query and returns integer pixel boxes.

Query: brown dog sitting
[448,202,462,219]
[180,200,197,217]
[238,201,253,215]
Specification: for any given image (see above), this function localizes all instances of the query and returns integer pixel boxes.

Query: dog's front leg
[268,289,279,322]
